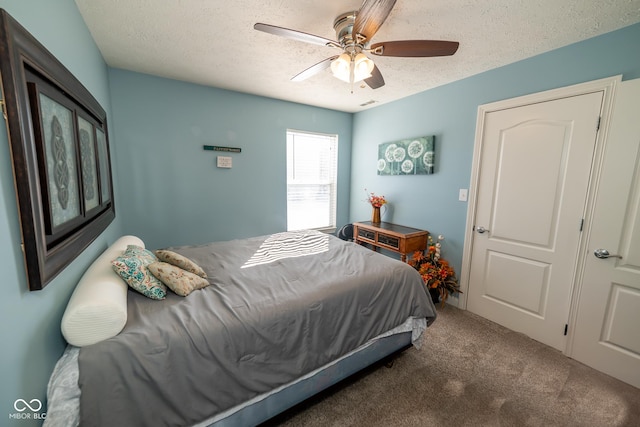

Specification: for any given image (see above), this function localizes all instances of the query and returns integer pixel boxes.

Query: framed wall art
[377,135,435,176]
[0,9,115,290]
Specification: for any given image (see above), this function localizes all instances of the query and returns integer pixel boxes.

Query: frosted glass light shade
[330,53,351,82]
[353,53,374,82]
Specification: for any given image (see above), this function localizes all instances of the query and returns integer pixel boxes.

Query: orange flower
[365,189,387,207]
[409,234,462,306]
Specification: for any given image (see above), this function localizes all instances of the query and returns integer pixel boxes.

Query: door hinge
[564,324,569,336]
[579,218,584,232]
[596,116,601,131]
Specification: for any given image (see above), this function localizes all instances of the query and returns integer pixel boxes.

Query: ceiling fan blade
[369,40,459,57]
[353,0,397,41]
[254,23,340,48]
[292,56,340,82]
[364,65,385,89]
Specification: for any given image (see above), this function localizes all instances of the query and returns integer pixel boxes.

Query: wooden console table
[353,221,429,262]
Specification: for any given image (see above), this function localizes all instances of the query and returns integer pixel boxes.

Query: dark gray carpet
[266,304,640,426]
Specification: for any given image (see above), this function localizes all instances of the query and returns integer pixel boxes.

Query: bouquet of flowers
[408,234,462,306]
[365,190,387,207]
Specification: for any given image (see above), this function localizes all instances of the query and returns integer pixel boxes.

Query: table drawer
[377,233,400,249]
[357,228,376,242]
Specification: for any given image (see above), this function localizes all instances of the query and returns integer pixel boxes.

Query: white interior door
[569,79,640,388]
[467,91,603,351]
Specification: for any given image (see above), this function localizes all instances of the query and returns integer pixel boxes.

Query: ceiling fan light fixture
[254,0,460,92]
[331,52,374,84]
[330,53,352,82]
[353,53,374,81]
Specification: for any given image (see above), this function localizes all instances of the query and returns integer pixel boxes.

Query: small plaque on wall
[217,156,232,168]
[203,145,241,153]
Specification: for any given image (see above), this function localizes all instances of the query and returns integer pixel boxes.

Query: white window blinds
[286,130,338,231]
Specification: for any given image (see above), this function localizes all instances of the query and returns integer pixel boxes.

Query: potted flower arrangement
[365,189,387,223]
[408,234,462,306]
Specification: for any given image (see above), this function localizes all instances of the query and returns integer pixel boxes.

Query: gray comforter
[77,230,436,426]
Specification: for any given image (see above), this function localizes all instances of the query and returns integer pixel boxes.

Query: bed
[44,230,436,427]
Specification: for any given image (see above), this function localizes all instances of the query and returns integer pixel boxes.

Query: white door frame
[460,75,621,355]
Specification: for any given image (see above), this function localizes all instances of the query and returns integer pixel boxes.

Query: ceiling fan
[254,0,459,90]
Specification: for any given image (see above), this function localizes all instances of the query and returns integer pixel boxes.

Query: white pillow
[61,235,144,347]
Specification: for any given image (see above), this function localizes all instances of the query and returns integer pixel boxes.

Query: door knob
[593,248,622,259]
[476,226,489,234]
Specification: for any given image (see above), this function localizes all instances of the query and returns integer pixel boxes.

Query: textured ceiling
[74,0,640,113]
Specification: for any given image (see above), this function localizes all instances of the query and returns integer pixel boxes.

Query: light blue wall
[108,69,353,250]
[0,1,122,425]
[350,22,640,307]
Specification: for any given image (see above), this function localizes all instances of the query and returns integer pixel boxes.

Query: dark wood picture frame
[0,9,115,290]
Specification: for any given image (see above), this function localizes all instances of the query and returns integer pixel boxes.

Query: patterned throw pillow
[112,245,167,300]
[154,250,207,278]
[148,262,210,297]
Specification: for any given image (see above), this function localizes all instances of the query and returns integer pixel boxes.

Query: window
[286,130,338,231]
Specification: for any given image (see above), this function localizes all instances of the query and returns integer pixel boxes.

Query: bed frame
[205,331,412,426]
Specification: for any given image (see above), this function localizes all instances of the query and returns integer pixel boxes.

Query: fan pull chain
[349,56,355,94]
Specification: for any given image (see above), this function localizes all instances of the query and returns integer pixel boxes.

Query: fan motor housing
[334,11,362,51]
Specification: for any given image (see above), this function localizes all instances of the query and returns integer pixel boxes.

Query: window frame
[286,129,338,232]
